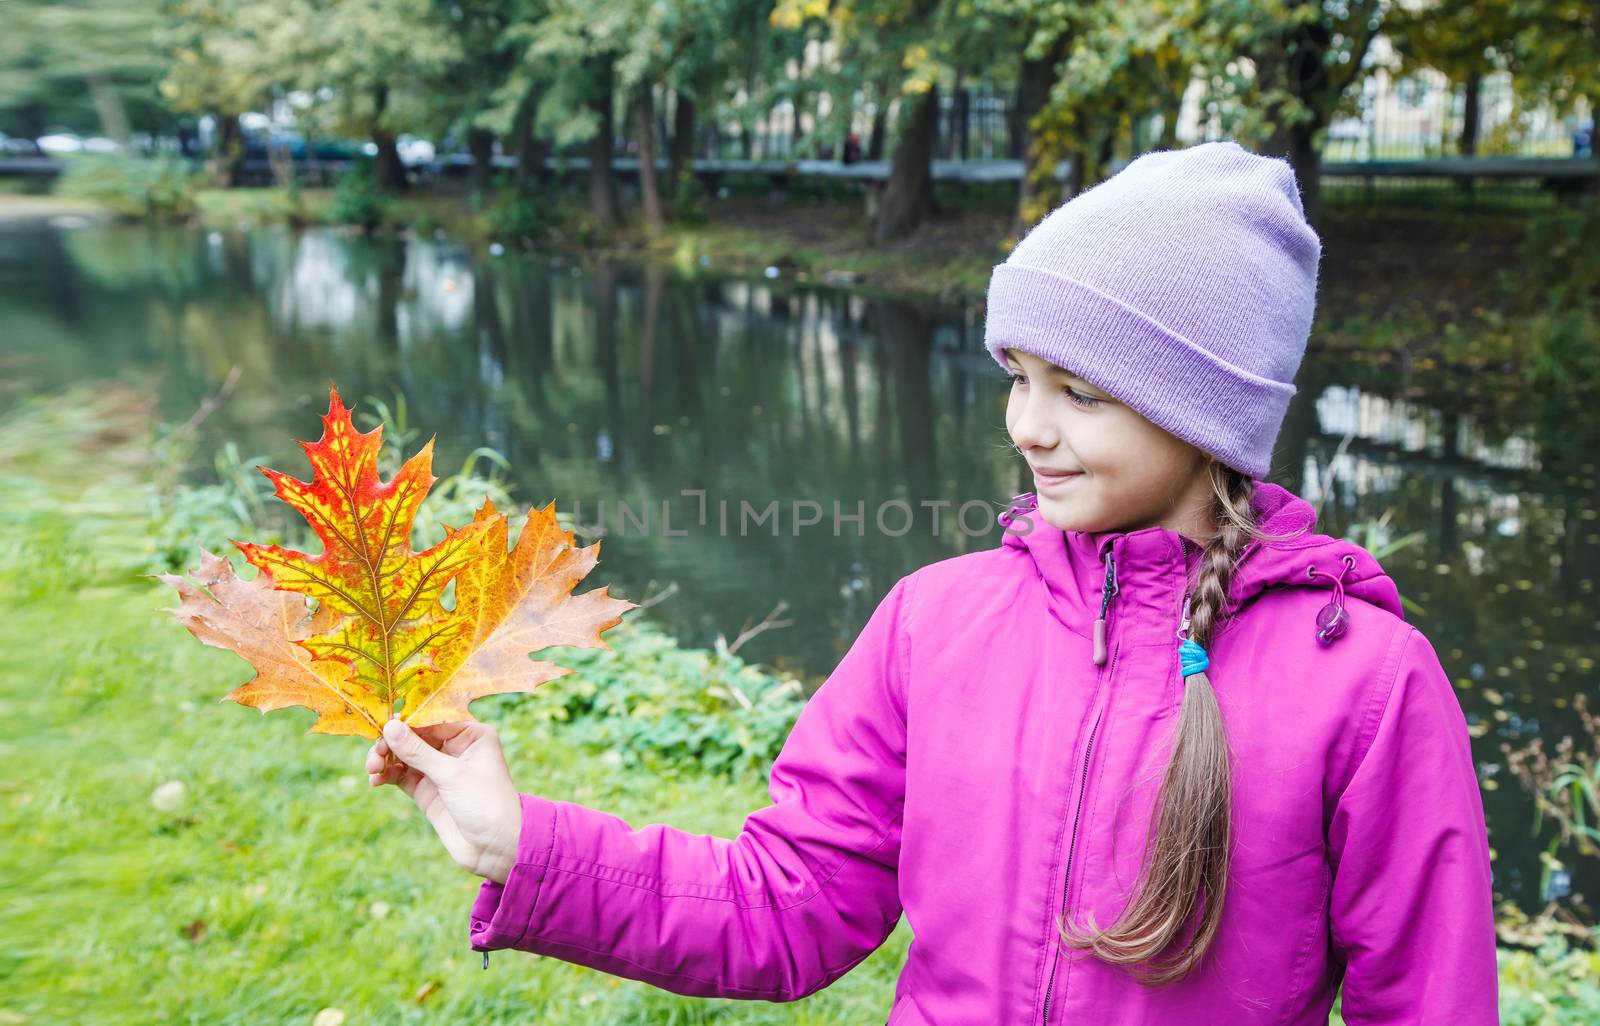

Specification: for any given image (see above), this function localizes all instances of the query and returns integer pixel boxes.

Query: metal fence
[716,58,1593,166]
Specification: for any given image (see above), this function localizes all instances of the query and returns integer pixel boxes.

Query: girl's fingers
[396,767,428,803]
[415,721,489,757]
[366,756,411,788]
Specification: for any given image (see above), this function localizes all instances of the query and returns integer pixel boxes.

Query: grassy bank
[0,386,910,1025]
[177,181,1005,301]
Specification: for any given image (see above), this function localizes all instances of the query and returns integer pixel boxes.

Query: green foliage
[1497,929,1600,1025]
[192,185,319,226]
[526,621,808,783]
[328,161,391,230]
[0,0,166,139]
[479,182,553,241]
[672,170,711,224]
[144,438,292,576]
[1504,203,1600,391]
[53,152,199,220]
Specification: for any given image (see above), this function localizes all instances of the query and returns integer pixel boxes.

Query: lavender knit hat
[983,140,1321,479]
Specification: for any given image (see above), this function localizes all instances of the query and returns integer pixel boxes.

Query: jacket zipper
[1042,547,1117,1025]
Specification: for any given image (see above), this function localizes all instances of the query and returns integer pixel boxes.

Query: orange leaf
[162,387,635,738]
[159,549,389,736]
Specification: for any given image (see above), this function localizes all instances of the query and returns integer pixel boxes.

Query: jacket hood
[998,480,1404,641]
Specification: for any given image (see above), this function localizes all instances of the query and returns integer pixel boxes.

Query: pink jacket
[467,481,1499,1024]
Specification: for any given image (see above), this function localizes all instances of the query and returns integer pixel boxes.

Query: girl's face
[1002,347,1217,541]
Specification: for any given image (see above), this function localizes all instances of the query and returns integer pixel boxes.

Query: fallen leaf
[412,981,440,1004]
[150,781,186,812]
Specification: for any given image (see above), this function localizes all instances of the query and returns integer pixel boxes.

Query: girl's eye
[1065,387,1101,409]
[1005,370,1101,408]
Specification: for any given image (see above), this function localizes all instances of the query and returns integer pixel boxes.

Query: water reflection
[2,220,1595,916]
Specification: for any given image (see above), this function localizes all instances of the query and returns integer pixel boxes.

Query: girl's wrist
[478,848,513,885]
[476,798,523,884]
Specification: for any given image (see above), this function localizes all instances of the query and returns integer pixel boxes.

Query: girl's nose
[1009,391,1059,451]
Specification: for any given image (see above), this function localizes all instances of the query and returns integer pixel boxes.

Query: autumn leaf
[161,387,635,738]
[159,548,388,735]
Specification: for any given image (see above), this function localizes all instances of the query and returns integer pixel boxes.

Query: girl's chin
[1035,496,1094,533]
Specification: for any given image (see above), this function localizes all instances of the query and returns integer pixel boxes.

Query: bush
[327,160,390,230]
[1505,202,1600,391]
[511,619,808,783]
[672,171,711,223]
[53,151,198,220]
[1497,927,1600,1025]
[478,182,551,241]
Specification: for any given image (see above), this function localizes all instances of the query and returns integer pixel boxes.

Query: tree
[1386,0,1521,157]
[264,0,461,192]
[0,0,167,143]
[1209,0,1389,222]
[158,0,279,185]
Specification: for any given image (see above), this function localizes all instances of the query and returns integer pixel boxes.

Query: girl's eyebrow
[1004,354,1099,389]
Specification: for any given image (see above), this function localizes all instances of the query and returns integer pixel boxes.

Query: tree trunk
[468,126,496,195]
[511,89,545,190]
[587,58,621,230]
[668,90,698,215]
[1456,70,1481,195]
[210,112,243,188]
[86,73,131,150]
[790,87,805,156]
[1459,71,1481,156]
[873,82,940,243]
[1287,118,1322,224]
[371,83,407,192]
[946,71,962,159]
[1259,16,1332,223]
[1014,31,1070,235]
[632,84,665,236]
[867,75,892,161]
[955,83,971,160]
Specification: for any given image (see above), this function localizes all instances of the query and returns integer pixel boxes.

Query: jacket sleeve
[465,573,915,1001]
[1326,624,1500,1024]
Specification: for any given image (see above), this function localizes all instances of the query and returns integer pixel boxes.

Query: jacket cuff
[468,792,558,951]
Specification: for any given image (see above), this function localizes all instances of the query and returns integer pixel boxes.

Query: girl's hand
[365,718,523,885]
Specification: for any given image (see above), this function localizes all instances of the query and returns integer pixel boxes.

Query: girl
[365,141,1499,1024]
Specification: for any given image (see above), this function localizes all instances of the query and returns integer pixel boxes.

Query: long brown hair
[1055,457,1304,984]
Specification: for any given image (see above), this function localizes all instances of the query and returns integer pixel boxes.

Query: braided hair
[1056,458,1302,984]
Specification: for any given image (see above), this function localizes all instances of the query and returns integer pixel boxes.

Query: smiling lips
[1032,467,1084,486]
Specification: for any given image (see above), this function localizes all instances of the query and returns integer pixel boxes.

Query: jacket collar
[997,480,1405,650]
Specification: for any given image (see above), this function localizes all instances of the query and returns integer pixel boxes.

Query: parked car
[0,133,45,156]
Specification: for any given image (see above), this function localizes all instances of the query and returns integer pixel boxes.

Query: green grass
[0,387,910,1025]
[194,186,334,227]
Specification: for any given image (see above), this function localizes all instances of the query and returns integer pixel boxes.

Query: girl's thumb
[383,718,450,777]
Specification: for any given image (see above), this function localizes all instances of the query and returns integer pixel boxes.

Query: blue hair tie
[1179,637,1210,677]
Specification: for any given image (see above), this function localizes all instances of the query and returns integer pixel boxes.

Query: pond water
[3,220,1596,918]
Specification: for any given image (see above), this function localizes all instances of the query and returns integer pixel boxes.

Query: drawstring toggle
[1306,555,1357,645]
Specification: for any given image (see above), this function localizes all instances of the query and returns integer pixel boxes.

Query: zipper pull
[1093,551,1118,666]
